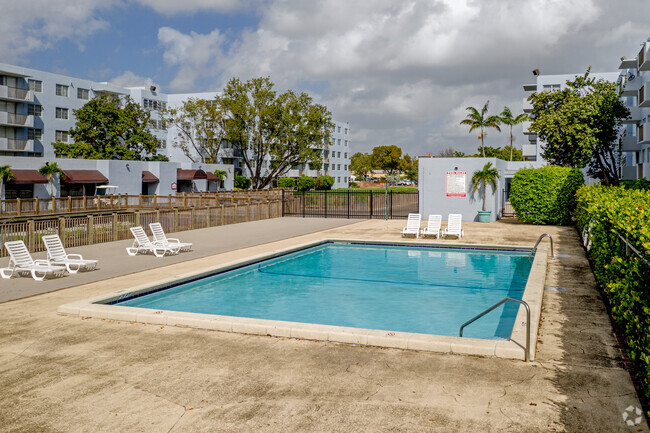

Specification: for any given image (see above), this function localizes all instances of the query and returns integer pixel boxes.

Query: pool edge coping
[58,239,548,361]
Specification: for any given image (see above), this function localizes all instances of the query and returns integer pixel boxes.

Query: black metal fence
[282,189,419,219]
[502,189,515,217]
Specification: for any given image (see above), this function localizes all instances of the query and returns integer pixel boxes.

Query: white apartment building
[0,62,351,188]
[618,38,650,180]
[521,71,620,162]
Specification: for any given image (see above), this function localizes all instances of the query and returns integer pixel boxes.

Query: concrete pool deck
[0,218,647,432]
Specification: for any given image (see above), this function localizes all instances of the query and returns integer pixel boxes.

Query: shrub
[315,175,335,190]
[349,182,359,188]
[575,185,650,406]
[296,175,316,192]
[509,166,584,224]
[234,175,251,190]
[620,178,650,190]
[277,177,295,189]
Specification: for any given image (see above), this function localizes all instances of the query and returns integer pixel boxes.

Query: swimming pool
[114,242,531,340]
[59,239,548,360]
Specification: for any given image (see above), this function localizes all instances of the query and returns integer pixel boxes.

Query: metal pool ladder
[529,233,553,259]
[459,297,531,362]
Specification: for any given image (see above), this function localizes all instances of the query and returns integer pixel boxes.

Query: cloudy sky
[2,0,648,156]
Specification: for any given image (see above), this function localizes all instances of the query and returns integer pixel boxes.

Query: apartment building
[521,71,620,162]
[0,62,351,188]
[618,38,650,180]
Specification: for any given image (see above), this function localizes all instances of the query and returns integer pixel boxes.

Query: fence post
[347,190,350,219]
[234,203,238,223]
[174,209,178,232]
[26,220,35,251]
[389,191,393,219]
[51,196,56,214]
[183,193,187,208]
[35,197,39,216]
[124,193,129,209]
[220,204,225,225]
[369,191,373,219]
[156,209,160,223]
[58,217,65,239]
[88,215,94,245]
[67,196,72,213]
[153,195,157,209]
[96,195,100,210]
[138,194,142,208]
[111,213,118,241]
[135,211,141,229]
[16,198,21,216]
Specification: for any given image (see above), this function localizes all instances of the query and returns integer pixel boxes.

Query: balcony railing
[639,42,649,71]
[0,85,33,102]
[0,138,34,152]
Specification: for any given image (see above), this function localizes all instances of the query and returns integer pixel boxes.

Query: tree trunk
[482,182,487,211]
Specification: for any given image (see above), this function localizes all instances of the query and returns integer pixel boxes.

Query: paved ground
[0,217,647,432]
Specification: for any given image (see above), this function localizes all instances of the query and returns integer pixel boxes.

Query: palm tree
[38,162,64,197]
[460,101,501,158]
[471,162,500,212]
[499,106,528,161]
[0,165,15,200]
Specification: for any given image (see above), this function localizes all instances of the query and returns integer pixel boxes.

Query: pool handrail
[459,296,531,362]
[529,233,553,259]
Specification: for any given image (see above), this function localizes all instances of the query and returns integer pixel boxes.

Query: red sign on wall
[446,171,466,197]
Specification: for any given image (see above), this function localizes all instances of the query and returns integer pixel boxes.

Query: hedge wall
[575,185,650,406]
[510,166,584,225]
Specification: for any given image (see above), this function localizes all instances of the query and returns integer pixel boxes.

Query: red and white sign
[446,171,466,197]
[171,182,177,190]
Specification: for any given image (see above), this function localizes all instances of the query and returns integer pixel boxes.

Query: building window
[28,128,43,140]
[337,164,341,170]
[55,107,69,119]
[337,177,341,182]
[345,140,348,146]
[337,139,341,145]
[337,151,341,158]
[148,119,167,130]
[143,98,167,111]
[56,84,69,97]
[344,128,348,134]
[28,104,42,116]
[542,84,561,92]
[77,88,90,100]
[338,126,341,133]
[55,130,69,143]
[28,79,42,93]
[344,153,347,158]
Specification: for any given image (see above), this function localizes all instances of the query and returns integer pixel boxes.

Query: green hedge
[575,185,650,406]
[277,177,295,189]
[296,175,316,192]
[315,175,334,190]
[234,175,251,190]
[510,166,584,225]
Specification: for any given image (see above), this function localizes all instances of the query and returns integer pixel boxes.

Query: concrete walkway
[0,218,646,432]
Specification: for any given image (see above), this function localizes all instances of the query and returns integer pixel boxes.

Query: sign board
[171,182,177,190]
[446,171,466,197]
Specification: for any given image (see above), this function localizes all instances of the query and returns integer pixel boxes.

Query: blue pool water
[115,242,533,339]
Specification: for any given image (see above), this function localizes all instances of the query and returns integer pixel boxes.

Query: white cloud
[0,0,120,62]
[133,0,244,15]
[109,71,155,88]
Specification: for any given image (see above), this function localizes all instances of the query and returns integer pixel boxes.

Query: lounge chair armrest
[166,238,182,243]
[66,254,84,260]
[33,260,52,267]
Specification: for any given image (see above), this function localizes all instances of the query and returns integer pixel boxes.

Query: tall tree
[0,165,15,199]
[499,106,528,161]
[436,146,465,158]
[219,77,332,189]
[38,162,64,196]
[399,154,418,181]
[53,94,167,161]
[371,145,402,175]
[460,101,501,157]
[350,152,374,180]
[163,98,226,163]
[528,68,630,185]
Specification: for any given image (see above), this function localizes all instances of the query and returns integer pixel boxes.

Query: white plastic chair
[42,234,98,274]
[126,226,180,257]
[421,214,442,238]
[443,214,464,239]
[149,222,192,252]
[0,240,66,281]
[401,213,421,238]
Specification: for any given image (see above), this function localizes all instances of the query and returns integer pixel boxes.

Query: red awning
[177,169,207,180]
[142,170,159,183]
[205,172,220,182]
[62,170,109,184]
[7,169,48,184]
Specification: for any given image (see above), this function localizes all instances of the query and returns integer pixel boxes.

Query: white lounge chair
[42,234,98,274]
[421,214,442,239]
[126,226,181,257]
[0,240,66,281]
[401,213,421,238]
[443,214,464,239]
[149,222,192,252]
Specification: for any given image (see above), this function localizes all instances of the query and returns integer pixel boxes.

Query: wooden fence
[0,197,282,257]
[0,189,284,218]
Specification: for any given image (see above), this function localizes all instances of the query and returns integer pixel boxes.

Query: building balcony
[522,97,532,113]
[622,165,638,181]
[621,135,639,151]
[620,75,642,97]
[623,106,642,124]
[522,83,537,92]
[522,121,536,135]
[522,144,537,157]
[527,133,537,142]
[0,138,34,152]
[0,112,33,127]
[219,148,243,159]
[0,85,33,102]
[639,125,649,144]
[638,42,650,72]
[639,84,650,107]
